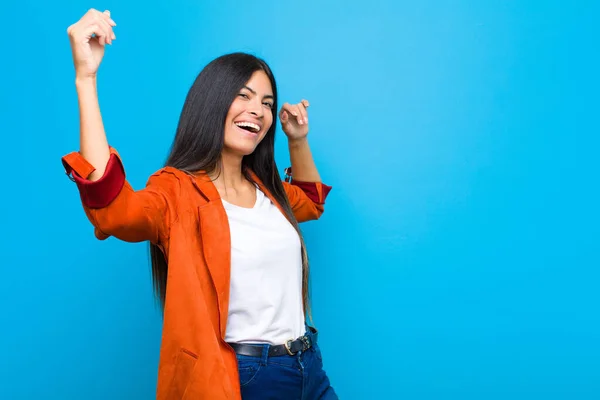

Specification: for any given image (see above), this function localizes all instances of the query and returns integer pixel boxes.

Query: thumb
[280,110,288,123]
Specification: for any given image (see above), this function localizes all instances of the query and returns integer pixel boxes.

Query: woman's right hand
[67,9,117,79]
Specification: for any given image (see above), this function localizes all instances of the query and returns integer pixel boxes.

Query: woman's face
[223,70,274,156]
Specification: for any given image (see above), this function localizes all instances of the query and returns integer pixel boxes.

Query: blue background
[1,1,599,399]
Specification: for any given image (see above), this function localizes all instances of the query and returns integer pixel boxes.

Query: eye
[238,93,249,99]
[263,102,273,109]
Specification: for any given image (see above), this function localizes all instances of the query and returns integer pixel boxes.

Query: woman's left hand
[279,99,310,141]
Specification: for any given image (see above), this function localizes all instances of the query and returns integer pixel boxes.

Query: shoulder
[148,166,190,181]
[144,166,191,197]
[146,166,212,198]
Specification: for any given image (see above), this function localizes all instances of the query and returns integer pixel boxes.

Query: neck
[210,149,246,190]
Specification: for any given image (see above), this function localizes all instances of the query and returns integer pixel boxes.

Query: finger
[84,8,108,26]
[95,20,111,45]
[297,102,308,124]
[95,11,115,42]
[102,10,117,27]
[95,17,114,44]
[280,110,289,123]
[293,105,304,125]
[301,99,310,109]
[103,18,116,42]
[281,103,297,119]
[83,23,107,45]
[81,11,110,42]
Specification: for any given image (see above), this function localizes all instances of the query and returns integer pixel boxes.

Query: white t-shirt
[222,185,306,344]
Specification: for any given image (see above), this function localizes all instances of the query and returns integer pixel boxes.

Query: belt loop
[306,325,317,346]
[260,344,270,366]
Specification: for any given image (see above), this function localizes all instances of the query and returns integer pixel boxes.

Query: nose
[248,98,264,118]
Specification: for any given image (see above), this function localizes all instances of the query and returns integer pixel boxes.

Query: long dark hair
[150,52,312,320]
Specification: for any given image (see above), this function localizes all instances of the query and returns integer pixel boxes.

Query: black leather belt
[228,328,316,357]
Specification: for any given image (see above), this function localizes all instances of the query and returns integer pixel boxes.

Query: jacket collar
[183,167,287,217]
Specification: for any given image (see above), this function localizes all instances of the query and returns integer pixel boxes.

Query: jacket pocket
[168,348,198,398]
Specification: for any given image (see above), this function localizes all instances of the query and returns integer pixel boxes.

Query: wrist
[287,137,308,148]
[75,75,97,88]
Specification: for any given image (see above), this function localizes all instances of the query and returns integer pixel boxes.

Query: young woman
[63,8,337,400]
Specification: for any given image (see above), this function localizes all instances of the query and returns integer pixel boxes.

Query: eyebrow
[243,85,274,100]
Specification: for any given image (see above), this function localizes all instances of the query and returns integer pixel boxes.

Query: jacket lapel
[191,173,232,339]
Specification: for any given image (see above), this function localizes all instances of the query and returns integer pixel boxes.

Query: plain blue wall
[1,1,599,399]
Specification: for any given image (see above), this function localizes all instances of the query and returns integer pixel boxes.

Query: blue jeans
[235,328,338,399]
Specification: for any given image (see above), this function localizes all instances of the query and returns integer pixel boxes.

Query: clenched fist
[67,9,117,79]
[280,100,310,141]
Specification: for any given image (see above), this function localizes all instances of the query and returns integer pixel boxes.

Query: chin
[230,145,257,156]
[223,138,261,156]
[224,126,266,156]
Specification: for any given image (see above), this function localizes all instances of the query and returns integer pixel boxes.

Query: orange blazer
[61,147,332,399]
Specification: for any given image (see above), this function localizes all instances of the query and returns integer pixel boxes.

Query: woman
[62,8,337,400]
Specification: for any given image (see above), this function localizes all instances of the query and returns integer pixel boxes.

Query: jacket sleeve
[282,179,332,223]
[61,147,180,245]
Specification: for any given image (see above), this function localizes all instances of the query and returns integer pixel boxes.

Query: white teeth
[235,121,260,133]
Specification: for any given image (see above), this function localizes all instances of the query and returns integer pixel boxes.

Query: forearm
[76,76,111,181]
[288,137,321,182]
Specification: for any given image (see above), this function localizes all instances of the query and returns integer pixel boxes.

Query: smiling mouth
[234,121,261,133]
